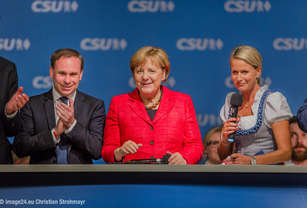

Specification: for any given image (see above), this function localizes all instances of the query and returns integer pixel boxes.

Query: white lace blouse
[220,86,292,156]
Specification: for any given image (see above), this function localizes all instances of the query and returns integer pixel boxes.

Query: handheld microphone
[228,93,242,142]
[113,153,172,164]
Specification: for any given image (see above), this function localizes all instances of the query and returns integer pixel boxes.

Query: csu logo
[273,38,307,51]
[176,38,223,51]
[197,114,222,127]
[225,76,271,89]
[128,0,175,13]
[0,38,31,51]
[224,0,271,13]
[31,0,78,13]
[80,38,127,51]
[33,76,52,89]
[128,76,176,88]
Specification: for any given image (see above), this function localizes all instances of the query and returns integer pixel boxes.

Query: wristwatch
[250,156,257,165]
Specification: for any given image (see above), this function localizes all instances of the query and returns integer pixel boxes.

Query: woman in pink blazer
[101,46,203,164]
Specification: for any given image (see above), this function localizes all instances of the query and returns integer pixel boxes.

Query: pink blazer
[101,86,203,164]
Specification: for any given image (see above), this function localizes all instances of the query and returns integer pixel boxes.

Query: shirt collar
[253,85,268,104]
[52,87,77,103]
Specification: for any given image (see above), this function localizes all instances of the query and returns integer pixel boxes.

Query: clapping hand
[56,98,75,129]
[5,86,29,115]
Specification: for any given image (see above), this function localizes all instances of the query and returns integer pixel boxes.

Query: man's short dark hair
[50,48,84,71]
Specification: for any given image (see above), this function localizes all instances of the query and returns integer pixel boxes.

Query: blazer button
[149,126,154,130]
[150,140,154,145]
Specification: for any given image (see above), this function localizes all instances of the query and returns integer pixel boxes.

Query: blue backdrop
[1,184,307,208]
[1,0,307,144]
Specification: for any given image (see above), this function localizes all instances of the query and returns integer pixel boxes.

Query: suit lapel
[74,90,81,122]
[153,86,175,124]
[44,90,56,130]
[128,89,152,125]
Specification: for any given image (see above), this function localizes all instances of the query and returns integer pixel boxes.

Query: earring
[256,77,261,83]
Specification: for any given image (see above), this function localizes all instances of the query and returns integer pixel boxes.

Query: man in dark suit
[13,48,105,164]
[0,57,29,164]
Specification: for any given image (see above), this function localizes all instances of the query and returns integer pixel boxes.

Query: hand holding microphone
[221,93,242,143]
[167,151,187,165]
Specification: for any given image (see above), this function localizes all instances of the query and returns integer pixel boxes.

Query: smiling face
[230,58,261,94]
[133,58,166,99]
[49,56,83,97]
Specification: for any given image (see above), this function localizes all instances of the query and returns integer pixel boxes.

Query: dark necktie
[56,96,69,164]
[59,96,69,105]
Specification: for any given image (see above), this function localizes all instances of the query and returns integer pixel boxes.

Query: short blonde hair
[230,45,262,69]
[130,46,170,77]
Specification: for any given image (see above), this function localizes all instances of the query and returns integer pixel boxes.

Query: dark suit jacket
[13,90,105,164]
[0,57,20,164]
[297,98,307,132]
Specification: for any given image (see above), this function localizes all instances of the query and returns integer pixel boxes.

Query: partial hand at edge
[5,86,29,115]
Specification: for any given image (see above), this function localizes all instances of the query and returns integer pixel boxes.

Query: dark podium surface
[0,165,307,208]
[1,164,307,186]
